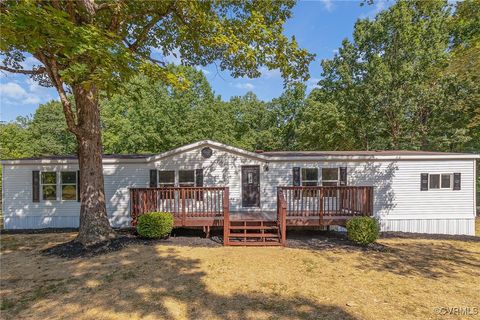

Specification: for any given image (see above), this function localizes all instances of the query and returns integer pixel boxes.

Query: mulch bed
[42,228,222,259]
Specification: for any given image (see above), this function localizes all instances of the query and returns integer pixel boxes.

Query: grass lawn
[1,232,480,320]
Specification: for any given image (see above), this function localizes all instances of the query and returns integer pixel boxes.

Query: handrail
[130,186,228,226]
[278,186,374,219]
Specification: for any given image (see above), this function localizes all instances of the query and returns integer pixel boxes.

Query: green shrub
[136,212,174,239]
[346,216,380,245]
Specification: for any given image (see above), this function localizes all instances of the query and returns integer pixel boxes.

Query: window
[429,174,440,189]
[158,171,175,187]
[41,172,57,200]
[322,168,339,186]
[179,170,195,187]
[301,168,318,186]
[441,174,451,189]
[179,170,196,199]
[300,168,318,197]
[61,172,77,201]
[430,173,451,189]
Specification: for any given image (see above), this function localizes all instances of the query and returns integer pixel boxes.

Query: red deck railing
[130,187,228,227]
[278,186,374,221]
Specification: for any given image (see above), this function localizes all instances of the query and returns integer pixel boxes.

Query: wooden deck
[130,186,373,246]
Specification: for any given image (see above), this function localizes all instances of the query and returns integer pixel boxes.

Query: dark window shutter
[420,173,429,191]
[293,167,301,186]
[195,169,203,187]
[453,173,461,190]
[339,167,347,186]
[32,171,40,202]
[149,170,157,187]
[77,170,81,202]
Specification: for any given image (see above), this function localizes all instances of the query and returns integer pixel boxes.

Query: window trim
[61,171,78,201]
[40,171,58,201]
[321,167,339,186]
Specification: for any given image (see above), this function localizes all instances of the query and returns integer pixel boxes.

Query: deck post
[181,188,186,226]
[319,188,324,225]
[281,202,287,246]
[223,187,230,246]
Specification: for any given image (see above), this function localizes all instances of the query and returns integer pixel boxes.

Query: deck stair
[225,219,282,246]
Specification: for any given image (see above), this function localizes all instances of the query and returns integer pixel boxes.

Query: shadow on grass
[355,241,480,279]
[2,238,360,320]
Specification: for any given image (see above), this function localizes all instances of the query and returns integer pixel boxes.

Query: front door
[242,166,260,207]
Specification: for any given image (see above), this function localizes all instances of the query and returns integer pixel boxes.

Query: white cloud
[320,0,334,12]
[0,82,27,98]
[26,78,42,92]
[0,80,54,106]
[259,67,281,79]
[235,82,255,90]
[23,96,41,104]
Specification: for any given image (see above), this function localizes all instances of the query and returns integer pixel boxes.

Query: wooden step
[226,241,283,246]
[229,225,278,230]
[224,218,283,246]
[228,233,279,238]
[230,220,276,223]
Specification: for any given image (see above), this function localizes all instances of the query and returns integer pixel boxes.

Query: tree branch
[128,16,163,52]
[128,2,174,52]
[35,52,81,136]
[0,65,46,75]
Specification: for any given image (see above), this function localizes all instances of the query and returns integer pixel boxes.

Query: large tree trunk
[73,85,116,246]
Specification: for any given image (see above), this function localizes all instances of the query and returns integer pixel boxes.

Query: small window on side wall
[41,172,57,200]
[429,174,440,189]
[61,172,77,201]
[441,174,451,189]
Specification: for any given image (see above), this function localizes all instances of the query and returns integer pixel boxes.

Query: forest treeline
[1,0,479,159]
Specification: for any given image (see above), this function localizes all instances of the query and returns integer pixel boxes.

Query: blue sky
[0,0,389,122]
